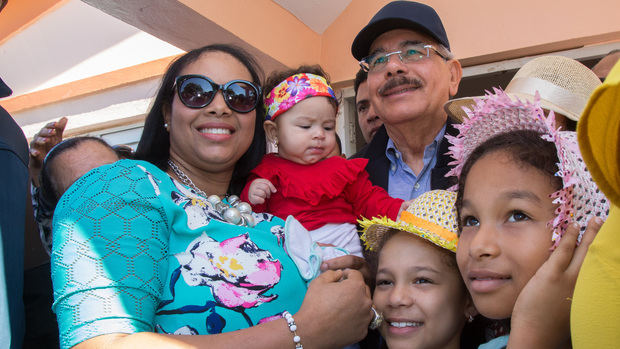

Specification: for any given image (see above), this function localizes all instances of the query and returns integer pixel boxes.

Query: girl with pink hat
[447,90,609,348]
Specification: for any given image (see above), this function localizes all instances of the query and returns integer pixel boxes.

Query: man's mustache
[378,76,423,96]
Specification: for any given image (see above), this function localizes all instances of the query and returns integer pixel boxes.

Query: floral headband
[264,73,337,121]
[446,89,609,247]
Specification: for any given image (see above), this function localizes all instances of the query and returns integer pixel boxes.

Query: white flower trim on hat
[446,88,609,247]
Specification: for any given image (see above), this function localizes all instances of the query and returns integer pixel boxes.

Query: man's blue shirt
[386,124,446,200]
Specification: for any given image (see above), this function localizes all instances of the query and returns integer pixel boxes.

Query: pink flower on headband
[446,88,609,247]
[296,88,317,101]
[264,73,337,121]
[278,98,298,113]
[286,75,310,96]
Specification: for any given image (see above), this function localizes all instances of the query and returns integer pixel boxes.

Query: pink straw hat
[446,89,609,247]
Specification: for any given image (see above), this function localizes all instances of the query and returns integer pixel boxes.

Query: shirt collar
[386,124,447,163]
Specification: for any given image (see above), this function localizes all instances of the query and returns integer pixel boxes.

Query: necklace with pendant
[167,159,256,227]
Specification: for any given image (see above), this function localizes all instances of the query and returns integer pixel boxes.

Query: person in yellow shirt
[572,61,620,347]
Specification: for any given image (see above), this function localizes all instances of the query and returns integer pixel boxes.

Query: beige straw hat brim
[445,91,583,122]
[445,56,601,122]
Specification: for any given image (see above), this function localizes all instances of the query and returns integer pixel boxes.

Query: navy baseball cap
[351,1,450,61]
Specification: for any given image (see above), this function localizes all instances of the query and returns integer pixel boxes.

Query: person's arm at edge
[74,317,311,349]
[29,117,67,187]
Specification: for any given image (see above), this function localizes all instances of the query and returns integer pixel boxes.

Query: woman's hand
[320,255,372,285]
[508,217,603,349]
[295,269,373,348]
[29,117,67,186]
[247,178,276,205]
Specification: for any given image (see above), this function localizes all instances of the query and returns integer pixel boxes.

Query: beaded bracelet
[282,311,303,349]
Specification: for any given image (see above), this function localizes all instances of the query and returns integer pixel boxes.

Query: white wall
[0,0,183,97]
[14,77,159,138]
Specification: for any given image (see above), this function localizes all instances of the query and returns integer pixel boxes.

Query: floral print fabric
[51,160,306,348]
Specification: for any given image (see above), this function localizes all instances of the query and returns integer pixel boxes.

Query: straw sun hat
[359,190,458,253]
[445,55,602,122]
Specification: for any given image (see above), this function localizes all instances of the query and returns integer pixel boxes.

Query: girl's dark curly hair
[455,130,562,233]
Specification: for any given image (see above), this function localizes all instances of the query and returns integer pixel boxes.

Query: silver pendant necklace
[167,159,256,227]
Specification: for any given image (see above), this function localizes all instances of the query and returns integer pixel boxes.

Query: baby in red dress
[241,65,405,258]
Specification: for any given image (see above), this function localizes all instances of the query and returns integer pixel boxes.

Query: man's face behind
[356,80,383,143]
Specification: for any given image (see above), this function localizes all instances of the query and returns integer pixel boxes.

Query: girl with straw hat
[360,190,478,349]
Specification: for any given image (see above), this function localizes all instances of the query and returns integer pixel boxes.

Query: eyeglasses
[359,44,450,73]
[175,74,261,113]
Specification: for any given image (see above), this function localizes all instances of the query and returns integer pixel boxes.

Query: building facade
[1,0,619,155]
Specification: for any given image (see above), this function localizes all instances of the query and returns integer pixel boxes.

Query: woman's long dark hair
[134,44,266,195]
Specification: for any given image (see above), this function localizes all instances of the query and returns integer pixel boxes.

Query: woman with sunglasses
[50,44,372,349]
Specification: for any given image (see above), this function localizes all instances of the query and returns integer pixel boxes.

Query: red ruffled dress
[241,154,403,231]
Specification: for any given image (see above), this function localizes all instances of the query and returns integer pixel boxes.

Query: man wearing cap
[351,1,462,200]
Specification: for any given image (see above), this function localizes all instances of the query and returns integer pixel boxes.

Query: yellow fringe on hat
[359,215,458,253]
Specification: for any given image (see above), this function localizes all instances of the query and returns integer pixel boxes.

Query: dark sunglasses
[174,74,261,113]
